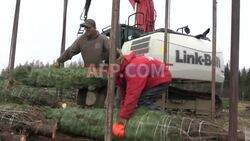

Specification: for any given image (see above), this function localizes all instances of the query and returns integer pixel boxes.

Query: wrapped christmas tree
[0,84,75,107]
[46,108,228,141]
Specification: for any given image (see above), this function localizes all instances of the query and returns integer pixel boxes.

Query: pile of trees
[2,61,250,101]
[9,65,107,89]
[0,62,248,140]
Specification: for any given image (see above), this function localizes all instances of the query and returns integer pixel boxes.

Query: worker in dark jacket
[112,52,172,139]
[54,19,110,67]
[54,19,110,105]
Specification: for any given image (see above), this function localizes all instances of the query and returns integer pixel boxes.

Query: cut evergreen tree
[46,108,228,141]
[0,82,76,107]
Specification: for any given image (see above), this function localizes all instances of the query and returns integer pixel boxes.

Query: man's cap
[82,19,96,28]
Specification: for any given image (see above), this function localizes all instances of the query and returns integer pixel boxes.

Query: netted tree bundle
[0,104,57,139]
[11,66,107,89]
[0,83,76,106]
[46,108,227,141]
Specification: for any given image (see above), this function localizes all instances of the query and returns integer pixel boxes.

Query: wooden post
[60,0,68,67]
[228,0,240,140]
[211,0,217,119]
[8,0,21,71]
[134,2,138,26]
[162,0,170,111]
[104,0,120,141]
[57,0,68,100]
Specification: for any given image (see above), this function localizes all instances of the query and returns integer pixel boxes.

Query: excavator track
[162,86,223,115]
[78,85,223,115]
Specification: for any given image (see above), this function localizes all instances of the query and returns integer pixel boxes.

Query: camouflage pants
[138,85,168,110]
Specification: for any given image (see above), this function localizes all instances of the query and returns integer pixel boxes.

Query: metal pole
[162,0,170,111]
[228,0,240,140]
[104,0,120,140]
[60,0,68,67]
[8,0,21,71]
[211,0,217,119]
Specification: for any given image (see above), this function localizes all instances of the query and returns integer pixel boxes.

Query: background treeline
[223,63,250,101]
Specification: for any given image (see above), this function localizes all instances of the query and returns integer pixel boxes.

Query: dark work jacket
[57,31,110,67]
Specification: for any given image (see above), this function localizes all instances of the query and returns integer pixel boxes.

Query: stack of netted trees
[10,66,107,89]
[0,83,76,107]
[46,108,228,141]
[4,66,108,107]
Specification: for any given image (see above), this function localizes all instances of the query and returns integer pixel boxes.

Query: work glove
[52,61,60,68]
[112,123,125,139]
[112,118,127,139]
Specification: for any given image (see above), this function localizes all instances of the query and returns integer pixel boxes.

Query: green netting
[11,66,107,89]
[0,84,75,106]
[46,108,227,141]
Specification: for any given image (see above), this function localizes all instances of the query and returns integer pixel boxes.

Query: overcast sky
[0,0,249,71]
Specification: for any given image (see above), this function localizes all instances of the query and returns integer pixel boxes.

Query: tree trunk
[30,119,57,139]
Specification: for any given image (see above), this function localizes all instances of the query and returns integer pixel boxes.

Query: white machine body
[121,32,225,83]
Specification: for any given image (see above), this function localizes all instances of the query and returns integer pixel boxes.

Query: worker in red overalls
[112,52,172,139]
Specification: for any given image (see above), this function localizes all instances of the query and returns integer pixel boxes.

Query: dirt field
[214,101,250,130]
[29,132,96,141]
[201,101,250,140]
